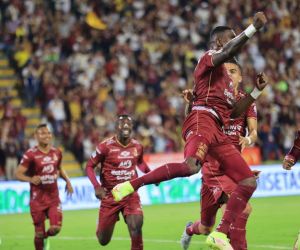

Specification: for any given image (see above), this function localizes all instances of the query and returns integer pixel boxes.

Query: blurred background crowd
[0,0,299,180]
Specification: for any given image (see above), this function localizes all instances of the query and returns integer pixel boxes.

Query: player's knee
[49,226,61,236]
[243,203,252,215]
[239,176,257,188]
[97,234,110,246]
[35,231,45,239]
[185,157,201,174]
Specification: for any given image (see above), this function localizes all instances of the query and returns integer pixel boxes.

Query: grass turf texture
[1,196,299,250]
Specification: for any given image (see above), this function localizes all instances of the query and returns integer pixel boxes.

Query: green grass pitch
[1,196,299,249]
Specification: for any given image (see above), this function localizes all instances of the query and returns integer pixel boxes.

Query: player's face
[117,117,133,139]
[35,127,52,146]
[219,30,236,47]
[225,63,242,88]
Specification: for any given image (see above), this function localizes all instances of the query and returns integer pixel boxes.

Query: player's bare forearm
[230,95,255,118]
[212,12,267,67]
[59,168,71,183]
[247,118,258,144]
[212,34,249,67]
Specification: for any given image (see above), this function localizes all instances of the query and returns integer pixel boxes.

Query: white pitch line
[1,235,291,249]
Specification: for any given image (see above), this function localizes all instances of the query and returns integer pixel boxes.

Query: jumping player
[180,61,259,250]
[15,124,74,250]
[112,12,267,249]
[85,115,152,250]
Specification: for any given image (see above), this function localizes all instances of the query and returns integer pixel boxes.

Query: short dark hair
[210,26,233,41]
[35,123,48,132]
[227,58,242,71]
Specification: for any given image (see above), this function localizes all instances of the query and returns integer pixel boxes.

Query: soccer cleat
[112,181,134,201]
[206,231,233,250]
[180,222,193,250]
[43,237,50,250]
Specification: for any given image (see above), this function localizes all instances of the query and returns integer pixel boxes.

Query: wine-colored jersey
[223,91,257,150]
[20,146,62,205]
[193,50,236,124]
[90,136,144,190]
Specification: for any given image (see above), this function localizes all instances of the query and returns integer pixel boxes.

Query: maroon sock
[217,185,255,235]
[186,220,201,236]
[130,162,192,190]
[229,212,249,250]
[34,237,44,250]
[131,234,143,250]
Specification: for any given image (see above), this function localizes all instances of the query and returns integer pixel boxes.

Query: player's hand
[182,89,193,103]
[30,176,41,185]
[253,12,267,30]
[252,170,261,179]
[65,181,74,196]
[283,154,296,170]
[256,72,268,91]
[95,186,107,200]
[239,136,251,151]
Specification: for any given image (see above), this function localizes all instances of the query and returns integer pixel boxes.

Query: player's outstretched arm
[15,165,41,185]
[231,73,268,118]
[283,132,300,170]
[212,12,267,67]
[239,117,258,151]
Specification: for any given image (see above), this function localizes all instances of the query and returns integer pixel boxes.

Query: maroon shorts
[183,111,253,183]
[30,200,62,233]
[97,192,143,234]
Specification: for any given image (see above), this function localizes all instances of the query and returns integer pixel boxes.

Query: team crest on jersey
[43,156,52,162]
[196,142,208,160]
[120,151,130,157]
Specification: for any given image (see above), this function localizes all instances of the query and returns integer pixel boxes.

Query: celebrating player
[85,115,152,250]
[180,61,260,250]
[15,124,73,250]
[112,12,267,249]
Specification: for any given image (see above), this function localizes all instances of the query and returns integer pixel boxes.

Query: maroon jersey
[192,50,236,125]
[223,91,257,150]
[90,136,144,190]
[20,146,62,205]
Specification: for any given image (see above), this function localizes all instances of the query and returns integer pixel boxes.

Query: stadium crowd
[0,0,299,179]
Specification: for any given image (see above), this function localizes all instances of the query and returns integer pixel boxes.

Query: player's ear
[216,38,222,49]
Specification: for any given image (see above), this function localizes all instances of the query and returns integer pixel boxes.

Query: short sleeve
[195,50,216,76]
[20,151,32,169]
[90,143,107,164]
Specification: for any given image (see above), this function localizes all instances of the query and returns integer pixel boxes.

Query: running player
[112,12,267,249]
[180,61,259,250]
[15,123,74,250]
[85,115,152,250]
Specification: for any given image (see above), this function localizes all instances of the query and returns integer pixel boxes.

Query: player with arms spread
[180,61,260,250]
[112,12,267,249]
[85,115,152,250]
[15,124,73,250]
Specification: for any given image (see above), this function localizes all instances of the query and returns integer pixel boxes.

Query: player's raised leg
[112,133,210,202]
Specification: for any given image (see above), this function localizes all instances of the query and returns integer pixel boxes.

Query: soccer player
[15,123,73,250]
[112,12,267,249]
[180,61,259,250]
[282,131,300,250]
[85,114,152,250]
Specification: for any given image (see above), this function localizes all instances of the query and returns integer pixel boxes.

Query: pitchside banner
[1,164,300,214]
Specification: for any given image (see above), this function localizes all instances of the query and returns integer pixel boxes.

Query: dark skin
[183,12,267,188]
[95,116,143,246]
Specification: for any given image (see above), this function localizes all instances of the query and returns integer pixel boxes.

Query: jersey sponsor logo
[111,169,135,180]
[118,160,132,169]
[43,156,52,162]
[40,174,58,184]
[118,151,134,159]
[42,164,54,173]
